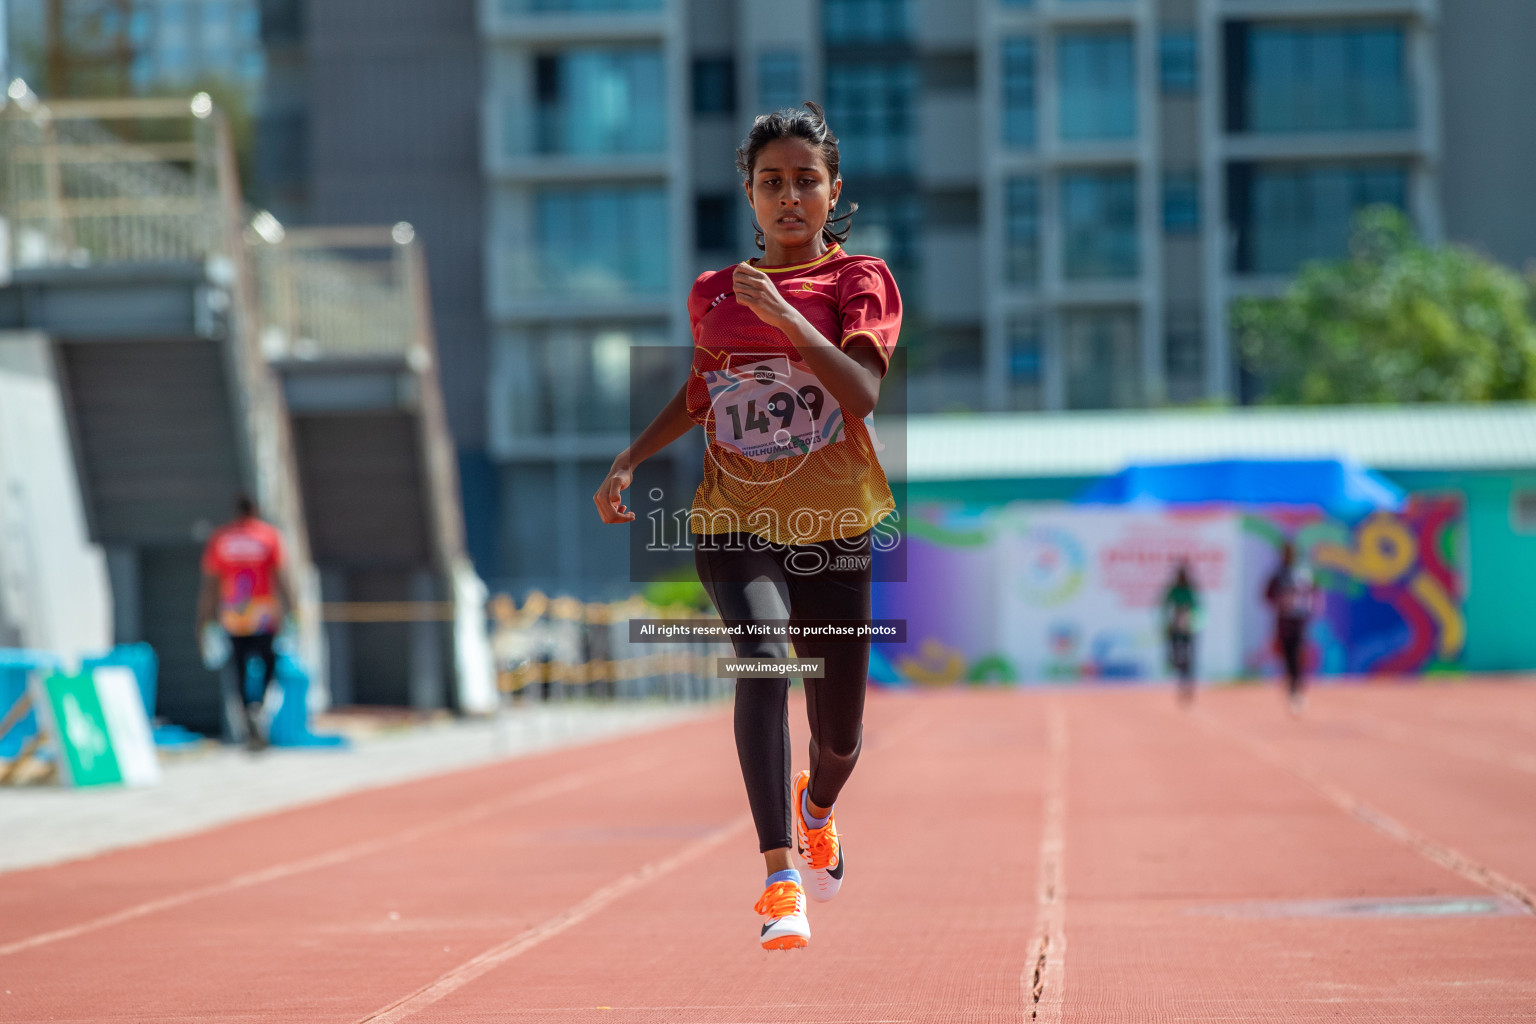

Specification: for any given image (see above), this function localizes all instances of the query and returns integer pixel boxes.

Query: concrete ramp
[257,227,473,711]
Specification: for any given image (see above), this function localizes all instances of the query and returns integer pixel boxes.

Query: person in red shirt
[594,102,898,950]
[196,493,294,749]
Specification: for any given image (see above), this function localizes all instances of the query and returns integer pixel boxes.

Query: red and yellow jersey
[686,244,902,546]
[201,517,286,636]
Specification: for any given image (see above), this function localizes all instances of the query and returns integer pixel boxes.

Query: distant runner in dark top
[196,493,294,750]
[1264,542,1315,715]
[1161,561,1199,706]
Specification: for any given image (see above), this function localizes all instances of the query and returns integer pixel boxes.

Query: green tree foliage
[641,575,711,613]
[1234,207,1536,404]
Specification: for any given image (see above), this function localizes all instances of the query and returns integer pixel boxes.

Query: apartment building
[482,0,1536,598]
[11,0,1535,599]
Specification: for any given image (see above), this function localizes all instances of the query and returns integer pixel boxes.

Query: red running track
[2,681,1534,1022]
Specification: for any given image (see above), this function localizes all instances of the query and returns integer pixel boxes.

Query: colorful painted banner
[871,504,1244,684]
[1239,496,1466,678]
[996,507,1243,682]
[871,498,1466,686]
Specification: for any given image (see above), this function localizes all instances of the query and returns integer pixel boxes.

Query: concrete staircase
[256,227,471,709]
[0,87,486,730]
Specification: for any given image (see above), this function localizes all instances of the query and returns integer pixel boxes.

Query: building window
[1162,173,1199,235]
[695,195,734,251]
[1061,170,1138,280]
[848,195,920,278]
[501,0,662,13]
[1165,310,1203,402]
[1231,162,1407,274]
[531,185,670,295]
[1064,310,1141,410]
[758,51,802,113]
[1058,31,1136,141]
[528,48,665,156]
[825,61,918,176]
[907,329,983,414]
[1006,177,1040,284]
[692,57,735,116]
[496,463,558,584]
[254,109,310,196]
[824,0,910,44]
[1160,30,1198,94]
[1002,38,1037,148]
[1009,317,1043,411]
[499,323,670,440]
[1231,22,1412,133]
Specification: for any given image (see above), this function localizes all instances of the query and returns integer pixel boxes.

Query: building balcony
[486,291,671,324]
[484,151,671,182]
[1216,0,1433,22]
[995,0,1146,29]
[479,0,669,42]
[1221,129,1428,162]
[1050,277,1146,306]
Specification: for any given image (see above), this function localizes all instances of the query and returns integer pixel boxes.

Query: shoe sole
[762,934,808,951]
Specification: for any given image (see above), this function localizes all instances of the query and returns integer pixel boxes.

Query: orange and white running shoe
[755,877,810,950]
[792,769,844,902]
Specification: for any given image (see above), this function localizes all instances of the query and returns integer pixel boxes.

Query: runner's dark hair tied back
[737,101,858,251]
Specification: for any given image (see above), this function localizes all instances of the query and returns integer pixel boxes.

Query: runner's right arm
[195,573,218,639]
[594,379,695,524]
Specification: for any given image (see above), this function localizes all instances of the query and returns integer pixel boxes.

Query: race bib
[704,355,845,462]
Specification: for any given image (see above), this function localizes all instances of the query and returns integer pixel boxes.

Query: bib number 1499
[722,385,825,441]
[705,357,845,463]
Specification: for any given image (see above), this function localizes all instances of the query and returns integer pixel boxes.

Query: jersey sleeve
[687,271,714,343]
[269,527,287,569]
[837,260,902,376]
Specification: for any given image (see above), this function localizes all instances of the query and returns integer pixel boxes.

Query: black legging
[695,530,872,854]
[1278,620,1305,696]
[228,632,277,704]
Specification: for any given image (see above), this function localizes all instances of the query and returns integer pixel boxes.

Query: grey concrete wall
[1438,0,1536,271]
[305,0,488,449]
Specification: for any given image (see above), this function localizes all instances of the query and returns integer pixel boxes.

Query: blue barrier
[0,649,60,759]
[6,642,347,754]
[80,644,201,750]
[247,650,348,749]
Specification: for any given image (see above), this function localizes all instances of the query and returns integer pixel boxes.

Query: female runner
[593,102,901,950]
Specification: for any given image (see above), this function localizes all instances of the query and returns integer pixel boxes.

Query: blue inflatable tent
[1075,458,1405,517]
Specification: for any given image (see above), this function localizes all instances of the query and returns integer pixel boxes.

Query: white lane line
[1024,702,1068,1024]
[0,750,668,958]
[355,815,753,1024]
[353,698,936,1023]
[1193,709,1536,917]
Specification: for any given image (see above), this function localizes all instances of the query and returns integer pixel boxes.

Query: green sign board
[29,667,160,788]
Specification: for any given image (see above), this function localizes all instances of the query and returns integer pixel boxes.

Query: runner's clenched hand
[733,262,797,330]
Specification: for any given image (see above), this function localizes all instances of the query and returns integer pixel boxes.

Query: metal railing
[491,593,735,703]
[0,91,225,269]
[252,223,468,572]
[252,225,419,361]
